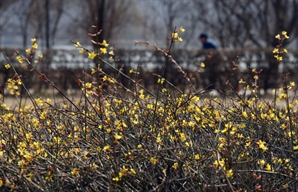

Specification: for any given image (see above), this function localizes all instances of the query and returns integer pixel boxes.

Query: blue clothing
[202,40,217,50]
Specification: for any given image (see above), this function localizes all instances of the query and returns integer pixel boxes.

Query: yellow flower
[79,48,85,53]
[38,53,43,58]
[282,31,289,39]
[137,144,142,149]
[290,81,295,87]
[45,171,52,181]
[158,78,165,84]
[32,43,38,49]
[129,69,134,73]
[172,32,178,38]
[283,48,288,53]
[103,75,108,81]
[272,48,279,53]
[150,157,158,165]
[114,133,122,140]
[74,42,81,47]
[242,111,249,119]
[26,48,31,53]
[275,34,281,39]
[179,26,185,33]
[195,154,200,160]
[172,162,179,169]
[91,68,97,74]
[88,51,97,59]
[31,38,36,42]
[5,64,11,69]
[226,169,233,178]
[103,145,110,151]
[239,79,246,84]
[200,62,205,68]
[180,132,187,142]
[258,159,266,166]
[102,40,109,47]
[100,48,107,54]
[16,55,24,64]
[147,104,154,109]
[85,82,92,89]
[265,163,273,171]
[112,176,119,182]
[274,55,282,61]
[130,168,136,174]
[256,140,268,151]
[178,37,183,42]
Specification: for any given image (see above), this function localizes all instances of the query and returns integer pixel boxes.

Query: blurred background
[1,0,298,94]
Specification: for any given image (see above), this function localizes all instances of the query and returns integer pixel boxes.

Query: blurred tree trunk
[96,0,105,43]
[45,0,50,50]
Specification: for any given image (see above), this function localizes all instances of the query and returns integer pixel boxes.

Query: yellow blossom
[16,55,24,64]
[112,176,119,182]
[282,31,289,39]
[180,132,187,142]
[272,48,279,53]
[130,168,136,175]
[200,62,205,68]
[85,82,92,89]
[150,157,158,165]
[242,111,249,119]
[265,163,273,171]
[195,154,200,160]
[258,159,266,166]
[275,34,280,39]
[100,48,107,54]
[26,48,31,53]
[5,64,11,69]
[79,48,85,53]
[102,40,109,47]
[103,145,110,151]
[74,42,81,47]
[237,79,245,84]
[91,68,97,74]
[178,37,183,42]
[158,78,165,84]
[172,162,179,169]
[226,169,233,178]
[172,32,178,38]
[88,51,97,59]
[32,43,38,49]
[114,133,122,140]
[38,53,43,58]
[179,26,185,32]
[256,140,268,151]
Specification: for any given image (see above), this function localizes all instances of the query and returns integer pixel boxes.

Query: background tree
[70,0,133,45]
[0,0,18,46]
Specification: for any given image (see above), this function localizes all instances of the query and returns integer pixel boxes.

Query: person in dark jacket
[199,33,217,50]
[198,33,221,90]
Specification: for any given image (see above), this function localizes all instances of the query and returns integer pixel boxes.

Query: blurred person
[199,33,217,50]
[197,33,220,90]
